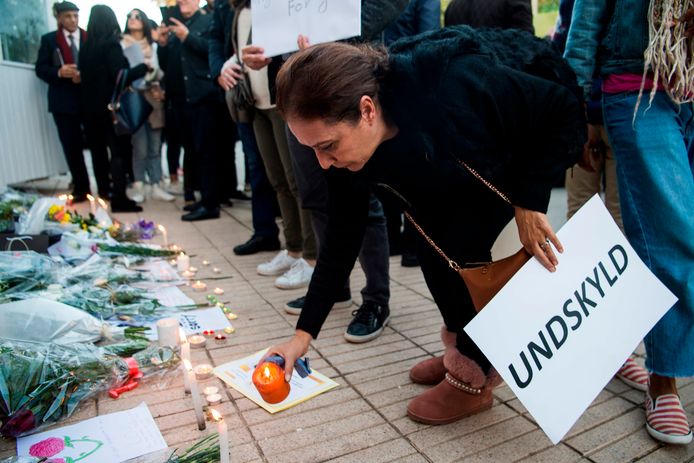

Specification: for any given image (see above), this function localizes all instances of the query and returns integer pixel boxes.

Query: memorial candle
[177,252,190,272]
[183,359,206,430]
[179,328,191,394]
[210,409,229,463]
[252,362,291,404]
[157,224,168,247]
[86,194,96,215]
[192,280,207,292]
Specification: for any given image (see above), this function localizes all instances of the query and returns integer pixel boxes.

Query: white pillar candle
[177,252,190,272]
[184,359,206,430]
[157,224,168,247]
[179,328,191,394]
[210,409,229,463]
[156,318,180,347]
[86,194,96,215]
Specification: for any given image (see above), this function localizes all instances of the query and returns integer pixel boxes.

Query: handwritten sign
[251,0,361,57]
[17,403,166,463]
[464,196,677,444]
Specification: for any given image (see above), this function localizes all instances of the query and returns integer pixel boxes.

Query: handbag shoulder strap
[109,69,128,109]
[378,156,512,272]
[231,7,252,65]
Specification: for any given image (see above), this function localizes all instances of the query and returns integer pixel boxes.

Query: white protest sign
[251,0,361,57]
[465,195,677,444]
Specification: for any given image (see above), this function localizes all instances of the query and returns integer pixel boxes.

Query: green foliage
[538,0,559,13]
[167,434,220,463]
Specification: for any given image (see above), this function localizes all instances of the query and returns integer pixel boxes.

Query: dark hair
[124,8,153,44]
[85,5,120,43]
[276,42,389,124]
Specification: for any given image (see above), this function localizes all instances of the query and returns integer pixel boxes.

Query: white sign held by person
[251,0,361,57]
[465,195,677,444]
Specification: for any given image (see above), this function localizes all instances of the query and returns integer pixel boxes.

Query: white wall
[0,61,67,188]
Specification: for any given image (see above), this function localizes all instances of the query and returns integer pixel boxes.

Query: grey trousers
[286,127,390,305]
[253,108,317,259]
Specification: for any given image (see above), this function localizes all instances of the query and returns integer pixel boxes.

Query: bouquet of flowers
[0,340,179,438]
[166,434,220,463]
[58,284,162,321]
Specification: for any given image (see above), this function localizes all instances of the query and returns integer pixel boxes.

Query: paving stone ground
[1,183,692,463]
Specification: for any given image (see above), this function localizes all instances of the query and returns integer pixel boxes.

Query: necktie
[69,34,79,66]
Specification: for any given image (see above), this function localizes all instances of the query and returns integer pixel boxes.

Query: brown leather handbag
[383,159,531,313]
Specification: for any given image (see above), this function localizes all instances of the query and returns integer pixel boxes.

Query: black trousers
[82,111,131,201]
[413,188,515,373]
[52,113,90,195]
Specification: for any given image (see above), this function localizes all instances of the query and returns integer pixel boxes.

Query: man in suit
[35,1,92,202]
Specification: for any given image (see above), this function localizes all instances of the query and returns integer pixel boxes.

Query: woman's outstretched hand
[514,206,563,272]
[260,330,312,382]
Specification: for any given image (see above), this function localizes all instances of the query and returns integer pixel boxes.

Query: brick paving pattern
[1,191,692,462]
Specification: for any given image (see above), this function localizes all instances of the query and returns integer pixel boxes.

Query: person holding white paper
[264,27,585,425]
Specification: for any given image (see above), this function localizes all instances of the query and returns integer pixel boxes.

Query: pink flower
[29,437,65,458]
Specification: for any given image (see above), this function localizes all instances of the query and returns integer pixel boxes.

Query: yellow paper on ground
[213,348,339,413]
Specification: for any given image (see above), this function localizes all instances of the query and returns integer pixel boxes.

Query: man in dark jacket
[158,0,231,221]
[35,1,90,202]
[444,0,534,33]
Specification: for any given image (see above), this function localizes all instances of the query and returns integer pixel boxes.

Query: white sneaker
[257,250,298,276]
[166,182,184,196]
[275,258,314,289]
[150,183,175,201]
[128,181,145,203]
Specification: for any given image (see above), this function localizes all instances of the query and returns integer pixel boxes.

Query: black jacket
[78,37,147,114]
[296,27,585,338]
[445,0,534,34]
[209,0,234,79]
[159,11,221,105]
[35,30,84,114]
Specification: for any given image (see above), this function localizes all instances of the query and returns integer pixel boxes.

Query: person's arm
[264,168,371,379]
[208,0,227,79]
[563,0,608,99]
[360,0,409,40]
[416,0,441,34]
[175,18,210,57]
[506,0,535,34]
[105,43,148,86]
[35,34,63,84]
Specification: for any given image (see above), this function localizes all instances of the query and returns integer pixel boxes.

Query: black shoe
[111,198,143,213]
[233,235,281,256]
[284,295,352,315]
[183,201,202,212]
[220,198,234,208]
[344,301,390,343]
[401,252,420,267]
[181,206,220,221]
[229,190,251,201]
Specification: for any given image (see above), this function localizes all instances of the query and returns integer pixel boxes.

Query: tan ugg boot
[407,348,495,425]
[409,327,456,385]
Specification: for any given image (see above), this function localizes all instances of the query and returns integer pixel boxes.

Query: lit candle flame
[158,224,166,233]
[210,408,223,422]
[58,194,68,200]
[183,359,192,371]
[86,194,95,202]
[263,366,271,379]
[180,252,185,257]
[97,198,108,209]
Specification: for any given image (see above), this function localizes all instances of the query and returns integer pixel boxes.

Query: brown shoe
[410,356,446,385]
[407,348,494,425]
[409,327,457,385]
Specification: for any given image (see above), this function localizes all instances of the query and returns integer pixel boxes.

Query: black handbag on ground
[226,7,255,124]
[108,69,152,135]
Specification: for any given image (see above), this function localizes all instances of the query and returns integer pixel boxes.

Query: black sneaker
[284,295,353,315]
[344,301,390,343]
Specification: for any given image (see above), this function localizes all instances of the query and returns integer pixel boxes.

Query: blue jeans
[602,91,694,377]
[132,122,163,184]
[237,122,279,239]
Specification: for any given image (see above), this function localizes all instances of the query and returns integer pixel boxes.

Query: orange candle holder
[252,361,291,404]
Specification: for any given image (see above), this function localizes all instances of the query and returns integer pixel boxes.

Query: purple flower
[29,437,65,457]
[137,219,155,240]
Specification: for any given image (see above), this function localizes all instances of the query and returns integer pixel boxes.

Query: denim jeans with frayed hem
[602,91,694,377]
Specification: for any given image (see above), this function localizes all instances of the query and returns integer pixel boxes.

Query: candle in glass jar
[192,280,207,292]
[210,409,229,463]
[252,362,291,404]
[177,252,190,271]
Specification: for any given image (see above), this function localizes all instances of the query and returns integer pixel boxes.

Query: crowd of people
[35,0,692,446]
